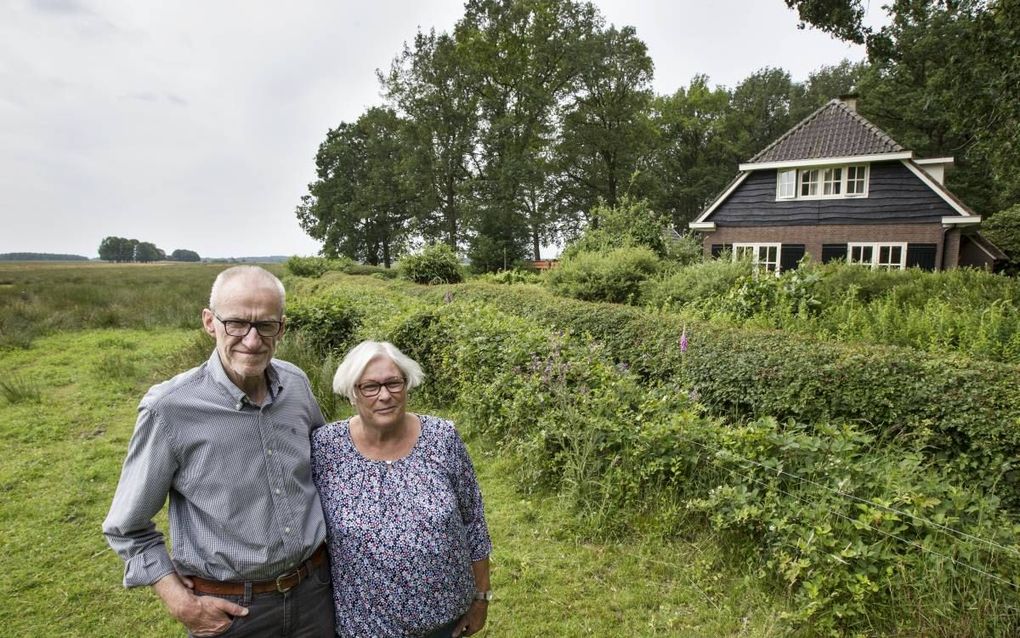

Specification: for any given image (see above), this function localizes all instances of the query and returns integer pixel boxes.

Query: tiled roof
[748,99,905,163]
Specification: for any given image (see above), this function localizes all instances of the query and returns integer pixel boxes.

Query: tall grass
[0,262,282,349]
[645,260,1020,363]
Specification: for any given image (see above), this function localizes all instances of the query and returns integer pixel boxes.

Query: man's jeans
[189,560,335,638]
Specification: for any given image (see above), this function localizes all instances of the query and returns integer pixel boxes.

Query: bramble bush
[398,243,464,285]
[545,246,660,304]
[285,255,354,278]
[284,274,1020,634]
[378,290,1020,634]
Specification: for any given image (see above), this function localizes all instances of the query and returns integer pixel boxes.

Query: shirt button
[284,527,291,534]
[267,449,273,456]
[274,488,281,495]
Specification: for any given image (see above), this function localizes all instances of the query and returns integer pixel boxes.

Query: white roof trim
[901,160,974,217]
[739,151,913,171]
[969,237,1001,260]
[942,216,981,225]
[693,172,750,223]
[915,157,955,166]
[688,222,716,231]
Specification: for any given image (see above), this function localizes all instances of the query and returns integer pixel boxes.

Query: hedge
[414,283,1020,510]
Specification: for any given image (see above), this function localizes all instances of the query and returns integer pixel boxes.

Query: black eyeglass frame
[214,314,285,338]
[355,378,407,398]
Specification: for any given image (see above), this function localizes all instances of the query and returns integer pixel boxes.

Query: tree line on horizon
[296,0,1020,271]
[98,236,201,263]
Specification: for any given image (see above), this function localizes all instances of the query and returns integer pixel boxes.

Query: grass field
[0,263,789,637]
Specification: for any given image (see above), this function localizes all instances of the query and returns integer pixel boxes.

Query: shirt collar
[207,350,284,409]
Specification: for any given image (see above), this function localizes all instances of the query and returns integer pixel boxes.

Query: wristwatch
[473,590,493,602]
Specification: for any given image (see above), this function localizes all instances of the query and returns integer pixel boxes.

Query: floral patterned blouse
[310,415,492,638]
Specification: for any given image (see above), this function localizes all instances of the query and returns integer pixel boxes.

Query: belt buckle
[276,570,297,593]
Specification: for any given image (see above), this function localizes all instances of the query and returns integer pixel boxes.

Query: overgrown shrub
[473,268,543,285]
[561,196,669,259]
[284,295,361,354]
[546,246,660,304]
[642,258,752,309]
[377,292,1020,635]
[286,255,354,278]
[284,274,1020,634]
[398,243,464,284]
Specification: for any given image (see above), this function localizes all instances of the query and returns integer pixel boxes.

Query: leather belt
[190,544,328,595]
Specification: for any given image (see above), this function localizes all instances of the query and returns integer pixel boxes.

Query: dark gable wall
[710,161,957,226]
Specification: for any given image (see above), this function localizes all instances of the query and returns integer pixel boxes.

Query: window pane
[879,246,891,262]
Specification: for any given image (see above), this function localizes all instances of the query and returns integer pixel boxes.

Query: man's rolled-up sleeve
[102,400,179,588]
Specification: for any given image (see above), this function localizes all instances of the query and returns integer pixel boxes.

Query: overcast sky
[0,0,885,259]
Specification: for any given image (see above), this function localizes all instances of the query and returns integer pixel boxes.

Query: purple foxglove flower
[680,327,689,354]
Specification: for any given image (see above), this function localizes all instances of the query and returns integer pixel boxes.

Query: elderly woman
[311,341,492,638]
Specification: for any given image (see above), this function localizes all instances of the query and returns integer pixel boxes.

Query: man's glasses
[356,378,406,397]
[215,314,284,338]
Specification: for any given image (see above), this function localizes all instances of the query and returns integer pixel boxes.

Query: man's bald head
[208,266,286,314]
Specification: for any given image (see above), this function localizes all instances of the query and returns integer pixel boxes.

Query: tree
[783,0,872,44]
[297,108,418,267]
[982,204,1020,267]
[133,242,163,263]
[455,0,601,267]
[98,236,135,262]
[556,25,656,221]
[647,76,740,230]
[381,30,479,250]
[170,249,201,262]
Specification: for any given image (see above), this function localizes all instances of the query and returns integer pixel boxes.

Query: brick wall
[699,223,958,269]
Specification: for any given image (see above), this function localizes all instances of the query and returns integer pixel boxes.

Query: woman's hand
[452,600,488,637]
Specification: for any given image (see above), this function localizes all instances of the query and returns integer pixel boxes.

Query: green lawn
[0,328,786,636]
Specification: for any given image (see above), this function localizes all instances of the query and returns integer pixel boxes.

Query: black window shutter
[780,244,805,271]
[906,244,937,271]
[711,244,731,258]
[822,244,848,263]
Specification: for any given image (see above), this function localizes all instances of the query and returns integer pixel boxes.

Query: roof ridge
[747,99,837,163]
[832,100,905,152]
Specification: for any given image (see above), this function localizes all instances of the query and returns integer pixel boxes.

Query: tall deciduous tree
[297,108,418,267]
[648,76,740,229]
[381,30,479,249]
[556,25,656,223]
[455,0,601,267]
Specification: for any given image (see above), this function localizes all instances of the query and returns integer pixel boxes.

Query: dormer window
[777,164,869,200]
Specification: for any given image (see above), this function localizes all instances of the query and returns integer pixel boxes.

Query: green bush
[562,197,670,259]
[642,258,752,310]
[410,282,1020,510]
[285,255,353,278]
[346,263,398,278]
[398,243,464,284]
[367,290,1020,634]
[282,274,1020,634]
[284,294,361,354]
[546,246,660,304]
[473,268,543,285]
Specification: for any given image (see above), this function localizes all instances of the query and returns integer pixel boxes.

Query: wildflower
[680,326,689,354]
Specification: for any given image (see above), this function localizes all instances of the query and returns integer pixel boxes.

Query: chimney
[839,93,859,112]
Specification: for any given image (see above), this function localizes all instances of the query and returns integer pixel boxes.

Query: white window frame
[822,167,843,195]
[799,169,820,197]
[845,164,869,197]
[847,242,907,270]
[776,169,797,199]
[777,163,869,201]
[733,242,782,274]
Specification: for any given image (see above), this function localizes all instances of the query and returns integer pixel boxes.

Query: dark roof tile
[748,99,905,163]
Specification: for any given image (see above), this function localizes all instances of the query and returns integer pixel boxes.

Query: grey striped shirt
[103,350,327,587]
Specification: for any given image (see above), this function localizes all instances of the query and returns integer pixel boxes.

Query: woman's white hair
[333,341,424,403]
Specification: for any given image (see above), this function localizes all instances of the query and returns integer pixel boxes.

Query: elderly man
[103,266,334,637]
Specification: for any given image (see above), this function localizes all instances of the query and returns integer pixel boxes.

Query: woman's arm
[453,557,490,637]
